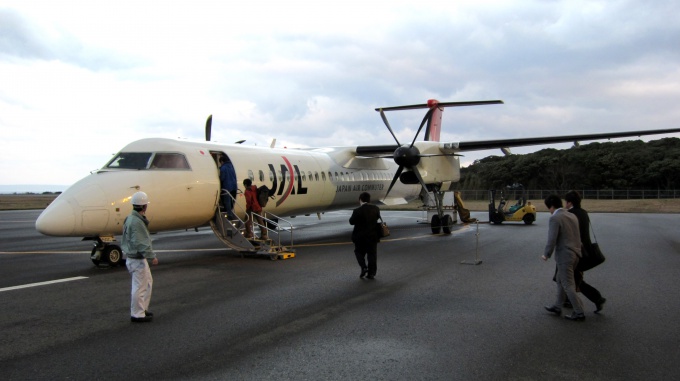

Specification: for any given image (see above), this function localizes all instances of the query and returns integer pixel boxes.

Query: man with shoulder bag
[565,190,607,314]
[349,192,382,280]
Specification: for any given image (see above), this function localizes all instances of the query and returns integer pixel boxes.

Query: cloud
[1,0,680,185]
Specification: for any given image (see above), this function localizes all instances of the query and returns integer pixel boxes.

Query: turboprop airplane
[35,99,680,266]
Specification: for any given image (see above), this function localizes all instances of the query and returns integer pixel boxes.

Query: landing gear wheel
[441,214,453,234]
[431,214,441,234]
[103,245,124,266]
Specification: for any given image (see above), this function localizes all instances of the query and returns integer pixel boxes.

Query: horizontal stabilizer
[375,100,504,112]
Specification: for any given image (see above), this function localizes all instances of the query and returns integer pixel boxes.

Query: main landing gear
[90,237,124,268]
[428,188,454,235]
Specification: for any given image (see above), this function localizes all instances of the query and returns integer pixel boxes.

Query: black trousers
[575,271,604,305]
[354,241,377,276]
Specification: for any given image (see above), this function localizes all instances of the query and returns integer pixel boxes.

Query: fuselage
[35,138,423,237]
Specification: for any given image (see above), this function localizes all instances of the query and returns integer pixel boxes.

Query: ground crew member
[122,191,158,323]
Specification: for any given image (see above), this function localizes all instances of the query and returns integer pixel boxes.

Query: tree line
[458,137,680,191]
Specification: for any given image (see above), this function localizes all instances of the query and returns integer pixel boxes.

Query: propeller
[205,115,213,141]
[382,107,436,202]
[379,99,503,202]
[205,116,246,144]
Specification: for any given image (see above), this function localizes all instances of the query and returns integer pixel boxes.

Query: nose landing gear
[90,237,124,268]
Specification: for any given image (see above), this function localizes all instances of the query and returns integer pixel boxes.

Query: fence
[457,189,680,201]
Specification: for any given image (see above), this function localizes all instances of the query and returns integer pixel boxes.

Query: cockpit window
[150,153,190,169]
[105,152,190,170]
[106,152,153,169]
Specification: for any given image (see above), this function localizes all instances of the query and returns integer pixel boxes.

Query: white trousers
[126,258,153,318]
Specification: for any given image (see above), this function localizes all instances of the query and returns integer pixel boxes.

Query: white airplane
[35,99,680,266]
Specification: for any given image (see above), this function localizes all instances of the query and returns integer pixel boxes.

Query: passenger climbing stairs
[210,204,295,260]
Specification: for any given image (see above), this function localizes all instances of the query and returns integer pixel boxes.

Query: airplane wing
[442,128,680,153]
[356,128,680,156]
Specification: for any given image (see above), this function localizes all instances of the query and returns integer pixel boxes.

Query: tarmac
[1,209,679,380]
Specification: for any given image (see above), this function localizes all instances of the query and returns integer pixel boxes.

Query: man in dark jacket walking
[349,192,382,279]
[565,190,606,313]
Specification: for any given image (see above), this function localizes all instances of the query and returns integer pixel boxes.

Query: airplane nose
[35,198,76,236]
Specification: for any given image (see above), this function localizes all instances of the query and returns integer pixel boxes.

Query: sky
[1,0,679,188]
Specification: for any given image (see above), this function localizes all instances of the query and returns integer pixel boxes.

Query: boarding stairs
[209,192,295,260]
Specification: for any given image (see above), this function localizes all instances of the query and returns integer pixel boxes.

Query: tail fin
[376,99,503,143]
[424,99,442,142]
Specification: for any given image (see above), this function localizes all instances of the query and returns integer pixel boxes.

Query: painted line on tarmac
[0,251,90,255]
[0,276,88,292]
[293,233,448,247]
[0,248,228,255]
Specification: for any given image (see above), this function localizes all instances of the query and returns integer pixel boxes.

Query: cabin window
[105,152,153,169]
[150,153,190,169]
[259,170,265,182]
[315,172,320,181]
[285,171,291,182]
[335,172,339,180]
[321,172,326,181]
[269,170,275,182]
[248,170,254,181]
[301,172,306,181]
[308,171,313,181]
[277,171,283,181]
[328,172,333,181]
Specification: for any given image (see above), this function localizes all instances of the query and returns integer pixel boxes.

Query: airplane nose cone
[36,198,76,236]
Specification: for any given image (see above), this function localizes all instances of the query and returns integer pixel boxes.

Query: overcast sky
[2,0,679,187]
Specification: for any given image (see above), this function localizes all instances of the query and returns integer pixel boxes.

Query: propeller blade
[410,166,431,204]
[205,115,213,142]
[410,108,435,147]
[379,108,401,146]
[383,165,404,201]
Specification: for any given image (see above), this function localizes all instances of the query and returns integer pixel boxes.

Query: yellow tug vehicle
[488,188,537,225]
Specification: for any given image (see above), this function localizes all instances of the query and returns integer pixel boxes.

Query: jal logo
[268,157,307,207]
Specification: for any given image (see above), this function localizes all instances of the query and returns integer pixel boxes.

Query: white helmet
[131,191,150,206]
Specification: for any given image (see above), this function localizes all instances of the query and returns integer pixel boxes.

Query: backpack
[257,185,270,207]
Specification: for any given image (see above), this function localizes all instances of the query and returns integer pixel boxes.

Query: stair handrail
[252,211,295,248]
[221,188,249,225]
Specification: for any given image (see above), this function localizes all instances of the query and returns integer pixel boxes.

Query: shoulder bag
[578,221,606,271]
[377,217,390,238]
